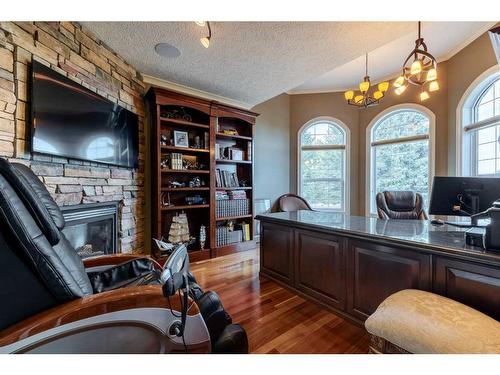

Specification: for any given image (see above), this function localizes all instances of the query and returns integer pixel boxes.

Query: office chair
[376,191,428,220]
[277,193,313,212]
[0,158,247,353]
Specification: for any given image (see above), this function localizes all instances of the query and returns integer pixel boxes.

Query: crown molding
[142,74,252,110]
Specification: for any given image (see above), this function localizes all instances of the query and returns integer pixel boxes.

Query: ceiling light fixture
[196,21,212,48]
[344,53,388,108]
[393,21,439,101]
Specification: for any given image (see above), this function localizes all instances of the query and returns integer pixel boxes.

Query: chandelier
[344,53,389,108]
[393,21,439,101]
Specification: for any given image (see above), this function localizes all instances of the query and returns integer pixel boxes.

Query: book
[247,141,252,161]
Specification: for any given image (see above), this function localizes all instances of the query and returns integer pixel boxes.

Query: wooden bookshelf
[147,87,258,261]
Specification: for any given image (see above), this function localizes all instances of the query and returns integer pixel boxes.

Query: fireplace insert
[61,202,119,258]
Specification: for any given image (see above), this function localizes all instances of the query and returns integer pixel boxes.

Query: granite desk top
[255,211,500,264]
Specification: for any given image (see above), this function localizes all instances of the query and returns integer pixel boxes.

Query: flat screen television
[31,60,139,168]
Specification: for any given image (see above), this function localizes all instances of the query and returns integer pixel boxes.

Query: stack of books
[236,222,251,241]
[215,168,239,188]
[216,226,229,246]
[169,153,183,170]
[216,199,250,218]
[216,226,245,247]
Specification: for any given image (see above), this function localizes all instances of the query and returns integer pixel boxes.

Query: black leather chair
[277,193,313,212]
[0,158,247,353]
[376,191,428,220]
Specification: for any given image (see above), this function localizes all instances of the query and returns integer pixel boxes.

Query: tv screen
[31,60,139,168]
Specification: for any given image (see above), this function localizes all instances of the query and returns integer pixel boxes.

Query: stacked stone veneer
[0,22,146,253]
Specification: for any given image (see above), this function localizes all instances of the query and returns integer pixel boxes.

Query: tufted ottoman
[365,289,500,354]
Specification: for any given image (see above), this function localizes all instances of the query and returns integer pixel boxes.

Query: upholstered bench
[365,289,500,354]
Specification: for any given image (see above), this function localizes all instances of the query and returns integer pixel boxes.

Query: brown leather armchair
[376,191,428,220]
[277,193,313,212]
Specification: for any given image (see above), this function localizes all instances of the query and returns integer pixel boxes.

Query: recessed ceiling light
[154,43,181,58]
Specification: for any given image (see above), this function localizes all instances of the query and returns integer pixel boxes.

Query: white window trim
[456,65,500,176]
[365,103,436,217]
[297,116,350,214]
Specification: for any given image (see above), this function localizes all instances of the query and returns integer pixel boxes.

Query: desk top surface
[256,211,500,264]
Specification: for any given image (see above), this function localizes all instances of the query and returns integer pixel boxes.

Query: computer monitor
[429,176,500,217]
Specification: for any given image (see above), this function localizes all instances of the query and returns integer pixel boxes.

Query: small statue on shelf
[160,134,168,147]
[160,192,173,207]
[199,225,206,250]
[162,107,192,122]
[222,128,239,136]
[160,157,170,170]
[185,195,206,205]
[191,135,202,149]
[189,177,202,188]
[168,181,186,188]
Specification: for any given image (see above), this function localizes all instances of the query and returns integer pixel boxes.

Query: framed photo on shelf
[173,130,189,148]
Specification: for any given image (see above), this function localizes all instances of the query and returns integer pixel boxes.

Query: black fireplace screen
[61,202,119,258]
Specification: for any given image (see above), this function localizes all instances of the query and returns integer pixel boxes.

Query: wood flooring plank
[190,247,370,354]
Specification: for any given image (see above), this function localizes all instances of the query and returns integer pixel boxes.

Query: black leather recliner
[0,158,247,354]
[376,191,428,220]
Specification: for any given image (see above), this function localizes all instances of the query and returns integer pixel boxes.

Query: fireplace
[61,202,119,258]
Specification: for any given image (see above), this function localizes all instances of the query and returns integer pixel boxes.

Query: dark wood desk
[256,211,500,325]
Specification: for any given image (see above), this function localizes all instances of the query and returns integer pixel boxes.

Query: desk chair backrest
[277,193,313,212]
[376,191,428,220]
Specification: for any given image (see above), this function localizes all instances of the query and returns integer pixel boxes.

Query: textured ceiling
[291,22,495,94]
[82,22,415,106]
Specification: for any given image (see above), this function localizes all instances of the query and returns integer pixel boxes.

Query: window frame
[457,66,500,176]
[297,117,350,214]
[366,104,436,216]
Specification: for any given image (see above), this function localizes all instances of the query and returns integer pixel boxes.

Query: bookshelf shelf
[216,132,252,141]
[215,159,252,164]
[148,87,258,261]
[162,187,210,192]
[161,204,210,211]
[160,117,210,129]
[216,187,252,191]
[216,214,253,222]
[161,169,210,174]
[162,146,209,154]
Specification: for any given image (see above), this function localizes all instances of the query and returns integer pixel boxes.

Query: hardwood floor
[190,248,370,354]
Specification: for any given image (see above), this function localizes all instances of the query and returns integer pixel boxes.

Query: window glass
[299,121,347,211]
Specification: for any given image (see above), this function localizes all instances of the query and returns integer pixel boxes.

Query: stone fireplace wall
[0,22,145,253]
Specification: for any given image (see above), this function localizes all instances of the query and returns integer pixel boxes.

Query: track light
[197,21,212,48]
[200,36,210,48]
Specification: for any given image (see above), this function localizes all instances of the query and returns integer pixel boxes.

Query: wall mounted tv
[31,60,139,168]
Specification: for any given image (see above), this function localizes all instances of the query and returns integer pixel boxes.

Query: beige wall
[447,31,499,174]
[252,93,291,205]
[287,28,498,216]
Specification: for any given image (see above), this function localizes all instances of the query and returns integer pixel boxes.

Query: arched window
[459,69,500,176]
[298,117,349,212]
[367,105,435,215]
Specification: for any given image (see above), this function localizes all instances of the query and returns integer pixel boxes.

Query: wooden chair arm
[0,285,198,347]
[83,254,163,270]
